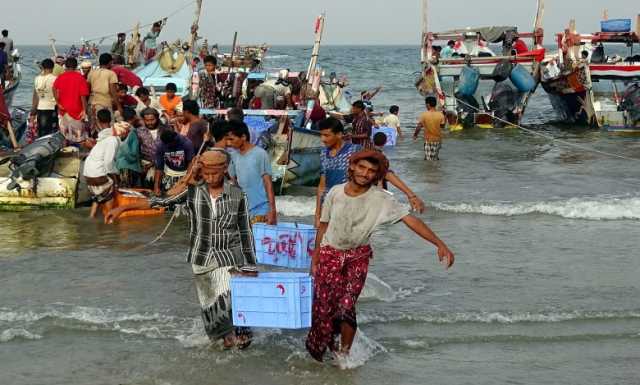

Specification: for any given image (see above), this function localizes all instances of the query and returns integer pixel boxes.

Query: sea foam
[432,196,640,220]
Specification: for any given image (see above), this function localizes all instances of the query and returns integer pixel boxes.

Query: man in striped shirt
[106,149,257,349]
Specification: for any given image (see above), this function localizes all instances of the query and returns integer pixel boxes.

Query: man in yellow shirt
[413,96,445,160]
[87,53,121,132]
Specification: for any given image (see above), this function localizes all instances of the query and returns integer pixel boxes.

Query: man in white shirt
[306,150,454,365]
[83,110,130,219]
[30,59,58,137]
[382,105,402,139]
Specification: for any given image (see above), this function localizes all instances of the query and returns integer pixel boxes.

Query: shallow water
[1,45,639,385]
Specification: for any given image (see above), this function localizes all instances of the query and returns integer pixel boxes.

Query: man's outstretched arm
[401,215,454,269]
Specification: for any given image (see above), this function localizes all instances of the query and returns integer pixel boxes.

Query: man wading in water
[106,150,257,349]
[306,150,454,366]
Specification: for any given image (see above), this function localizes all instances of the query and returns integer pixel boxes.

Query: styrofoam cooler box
[252,222,316,269]
[231,272,313,329]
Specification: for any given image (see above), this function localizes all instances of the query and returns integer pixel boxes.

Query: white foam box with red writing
[252,222,316,269]
[231,272,312,329]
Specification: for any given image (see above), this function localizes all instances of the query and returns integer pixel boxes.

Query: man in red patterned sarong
[306,150,455,365]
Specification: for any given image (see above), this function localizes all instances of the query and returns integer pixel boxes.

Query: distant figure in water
[106,150,258,349]
[306,150,454,366]
[414,96,445,161]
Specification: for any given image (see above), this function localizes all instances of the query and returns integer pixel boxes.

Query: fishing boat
[217,44,269,71]
[416,0,545,129]
[201,15,348,192]
[540,16,640,132]
[0,133,87,210]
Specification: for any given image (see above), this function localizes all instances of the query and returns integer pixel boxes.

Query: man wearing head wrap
[106,149,258,349]
[306,150,455,366]
[83,114,131,219]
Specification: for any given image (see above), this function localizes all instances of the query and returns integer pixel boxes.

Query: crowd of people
[19,33,452,364]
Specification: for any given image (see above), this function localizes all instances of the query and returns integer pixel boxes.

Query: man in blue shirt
[226,120,277,224]
[441,40,456,58]
[315,117,426,227]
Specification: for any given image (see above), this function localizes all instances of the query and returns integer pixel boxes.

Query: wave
[276,196,315,217]
[359,310,640,325]
[0,328,42,343]
[432,196,640,220]
[0,305,174,324]
[265,54,291,59]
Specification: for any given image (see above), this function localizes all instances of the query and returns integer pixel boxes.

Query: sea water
[1,45,639,385]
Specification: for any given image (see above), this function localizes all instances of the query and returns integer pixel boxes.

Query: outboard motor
[1,131,65,192]
[620,83,640,125]
[489,82,519,127]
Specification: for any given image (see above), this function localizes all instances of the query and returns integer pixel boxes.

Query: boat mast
[188,0,204,60]
[533,0,545,47]
[306,14,326,82]
[48,35,58,58]
[420,0,429,63]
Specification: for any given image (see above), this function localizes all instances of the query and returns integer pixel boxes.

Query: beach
[1,45,639,385]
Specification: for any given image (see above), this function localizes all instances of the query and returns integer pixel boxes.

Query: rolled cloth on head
[80,60,92,69]
[349,150,389,182]
[199,149,230,169]
[113,122,131,136]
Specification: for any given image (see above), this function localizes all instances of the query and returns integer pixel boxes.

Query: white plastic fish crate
[252,222,316,269]
[231,272,312,329]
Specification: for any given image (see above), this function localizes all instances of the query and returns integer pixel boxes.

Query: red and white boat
[416,0,545,129]
[540,16,640,132]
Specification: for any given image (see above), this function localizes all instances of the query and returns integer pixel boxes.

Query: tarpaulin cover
[439,26,517,43]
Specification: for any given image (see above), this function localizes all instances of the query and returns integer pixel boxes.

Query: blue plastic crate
[231,272,313,329]
[253,222,316,269]
[601,19,632,33]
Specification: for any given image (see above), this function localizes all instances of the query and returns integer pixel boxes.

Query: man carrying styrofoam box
[306,149,455,367]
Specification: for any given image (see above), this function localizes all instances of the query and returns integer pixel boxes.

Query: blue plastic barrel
[456,65,480,97]
[510,64,537,93]
[601,19,632,33]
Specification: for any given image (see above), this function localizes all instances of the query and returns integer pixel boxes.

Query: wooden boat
[416,0,545,129]
[540,16,640,132]
[217,44,269,71]
[135,41,193,98]
[0,146,86,210]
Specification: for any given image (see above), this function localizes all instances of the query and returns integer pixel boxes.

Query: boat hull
[0,148,83,211]
[269,127,322,191]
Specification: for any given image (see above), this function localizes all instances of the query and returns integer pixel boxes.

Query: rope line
[67,0,197,44]
[267,48,640,162]
[448,94,640,162]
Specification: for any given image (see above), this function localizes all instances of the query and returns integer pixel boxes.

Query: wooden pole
[306,14,325,82]
[636,14,640,36]
[533,0,545,47]
[229,31,238,70]
[6,120,18,149]
[48,35,58,58]
[188,0,203,60]
[421,0,429,63]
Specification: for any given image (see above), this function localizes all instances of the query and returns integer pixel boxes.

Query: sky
[2,0,637,46]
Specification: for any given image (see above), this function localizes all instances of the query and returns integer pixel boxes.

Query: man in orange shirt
[159,82,183,121]
[413,96,445,161]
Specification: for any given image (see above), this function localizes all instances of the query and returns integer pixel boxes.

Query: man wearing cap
[106,149,258,349]
[306,150,454,365]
